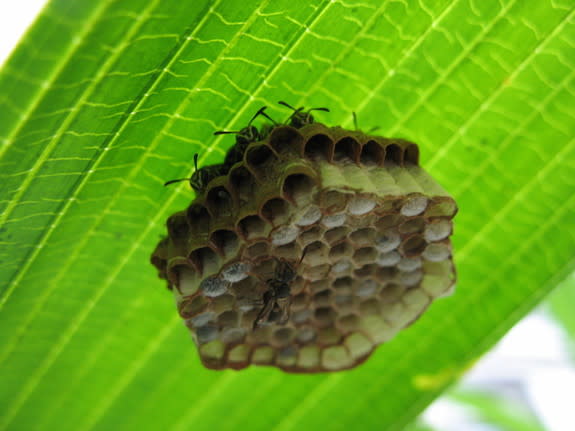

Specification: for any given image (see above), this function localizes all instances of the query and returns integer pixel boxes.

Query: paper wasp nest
[151,113,457,373]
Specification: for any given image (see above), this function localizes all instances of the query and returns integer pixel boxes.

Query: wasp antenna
[164,178,190,187]
[278,100,298,111]
[309,107,330,113]
[214,130,240,136]
[260,110,279,125]
[298,247,308,264]
[353,112,358,131]
[193,153,199,173]
[247,106,268,126]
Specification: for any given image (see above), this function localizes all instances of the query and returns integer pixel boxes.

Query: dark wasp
[278,101,329,128]
[164,153,227,194]
[253,250,306,329]
[215,106,278,167]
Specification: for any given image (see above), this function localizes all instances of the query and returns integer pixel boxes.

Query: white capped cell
[348,197,376,215]
[377,250,401,266]
[375,230,401,253]
[200,276,229,297]
[331,259,352,273]
[397,257,422,272]
[424,219,452,242]
[422,243,451,262]
[357,279,378,297]
[322,213,346,228]
[221,262,251,282]
[401,196,428,216]
[271,225,300,246]
[190,311,217,328]
[296,205,322,226]
[398,269,423,287]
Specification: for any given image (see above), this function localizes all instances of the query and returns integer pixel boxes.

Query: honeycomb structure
[151,122,457,373]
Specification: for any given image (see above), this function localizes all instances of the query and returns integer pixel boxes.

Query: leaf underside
[0,0,574,430]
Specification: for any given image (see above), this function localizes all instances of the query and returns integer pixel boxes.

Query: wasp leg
[275,283,292,325]
[253,290,275,329]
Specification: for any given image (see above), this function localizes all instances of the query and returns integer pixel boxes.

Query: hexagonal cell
[333,137,360,163]
[374,230,401,253]
[322,345,353,370]
[359,298,380,316]
[345,333,374,359]
[398,269,423,287]
[347,196,376,216]
[349,227,377,246]
[292,308,313,324]
[405,143,419,164]
[282,173,316,205]
[277,346,298,367]
[375,266,397,284]
[322,213,346,228]
[206,185,233,216]
[399,217,425,235]
[221,261,250,282]
[167,212,189,241]
[186,204,210,234]
[304,133,333,161]
[296,326,317,344]
[176,265,199,296]
[271,225,300,246]
[218,310,239,328]
[199,276,230,298]
[291,292,310,310]
[336,313,360,332]
[330,259,353,275]
[360,140,385,166]
[303,240,328,265]
[178,295,207,319]
[246,143,278,173]
[295,205,322,226]
[424,219,452,242]
[251,346,275,365]
[379,283,405,304]
[261,197,290,225]
[299,225,323,245]
[229,166,254,203]
[377,251,401,267]
[375,214,401,231]
[272,327,294,347]
[196,324,219,344]
[356,279,378,297]
[400,196,428,216]
[324,226,349,245]
[245,241,269,259]
[297,345,320,368]
[238,214,268,240]
[354,263,376,279]
[211,293,235,314]
[274,241,302,261]
[268,126,304,155]
[317,327,342,345]
[314,307,337,328]
[228,344,250,363]
[352,247,377,266]
[384,143,403,165]
[313,289,332,307]
[397,257,422,272]
[328,241,353,261]
[210,229,239,258]
[188,311,217,328]
[425,197,457,218]
[303,263,330,281]
[190,246,220,275]
[422,242,451,261]
[320,190,349,213]
[400,235,427,257]
[332,276,353,293]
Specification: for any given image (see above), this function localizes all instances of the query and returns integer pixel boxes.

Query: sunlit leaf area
[1,0,573,430]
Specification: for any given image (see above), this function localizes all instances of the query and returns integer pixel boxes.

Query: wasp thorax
[152,113,457,373]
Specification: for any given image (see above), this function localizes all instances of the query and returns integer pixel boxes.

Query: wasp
[164,153,227,194]
[253,250,306,329]
[215,106,278,167]
[278,101,330,128]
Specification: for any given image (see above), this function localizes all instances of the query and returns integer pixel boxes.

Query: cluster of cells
[151,103,457,373]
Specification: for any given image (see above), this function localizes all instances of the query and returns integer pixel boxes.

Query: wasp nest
[151,106,457,373]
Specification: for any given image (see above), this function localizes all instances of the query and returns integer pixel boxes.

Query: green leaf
[1,0,574,430]
[548,271,575,355]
